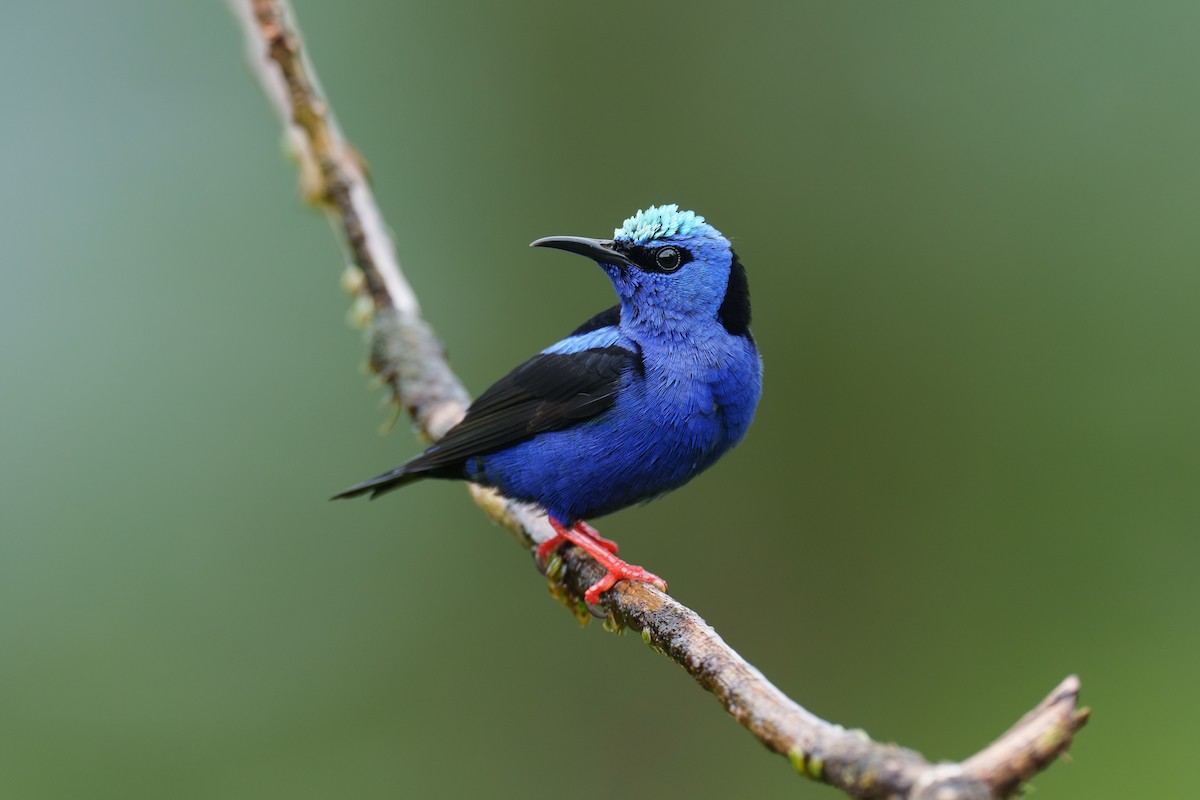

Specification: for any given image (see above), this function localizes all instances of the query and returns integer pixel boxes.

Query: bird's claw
[583,565,668,605]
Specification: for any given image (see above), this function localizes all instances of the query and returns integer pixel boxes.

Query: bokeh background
[2,1,1196,797]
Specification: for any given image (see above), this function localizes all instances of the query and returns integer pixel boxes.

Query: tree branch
[230,3,1090,796]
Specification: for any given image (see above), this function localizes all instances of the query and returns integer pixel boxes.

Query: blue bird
[335,205,763,603]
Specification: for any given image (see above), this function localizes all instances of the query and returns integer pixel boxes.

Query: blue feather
[541,325,621,355]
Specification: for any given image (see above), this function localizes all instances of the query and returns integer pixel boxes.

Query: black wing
[333,344,637,499]
[568,304,620,337]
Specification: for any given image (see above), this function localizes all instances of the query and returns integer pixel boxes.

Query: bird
[334,205,763,604]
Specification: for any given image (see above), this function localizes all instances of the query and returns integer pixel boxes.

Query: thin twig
[230,3,1090,796]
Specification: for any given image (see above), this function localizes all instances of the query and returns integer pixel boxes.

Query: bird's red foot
[578,561,667,605]
[546,518,667,604]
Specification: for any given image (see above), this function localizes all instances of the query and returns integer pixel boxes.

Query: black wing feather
[568,305,620,337]
[333,344,636,499]
[409,345,632,471]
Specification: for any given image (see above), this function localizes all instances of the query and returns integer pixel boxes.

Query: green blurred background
[2,1,1196,797]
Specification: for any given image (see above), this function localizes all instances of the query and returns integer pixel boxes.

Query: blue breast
[471,325,762,522]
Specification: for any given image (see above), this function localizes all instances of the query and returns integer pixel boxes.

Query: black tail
[331,465,425,501]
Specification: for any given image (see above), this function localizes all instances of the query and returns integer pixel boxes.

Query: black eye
[655,246,682,272]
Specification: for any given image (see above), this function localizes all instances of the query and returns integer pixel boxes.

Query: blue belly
[471,339,762,523]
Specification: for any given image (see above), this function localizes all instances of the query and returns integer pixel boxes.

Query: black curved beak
[529,235,635,268]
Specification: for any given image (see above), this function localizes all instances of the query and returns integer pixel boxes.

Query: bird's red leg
[535,530,567,562]
[574,520,618,554]
[536,519,616,561]
[548,518,667,604]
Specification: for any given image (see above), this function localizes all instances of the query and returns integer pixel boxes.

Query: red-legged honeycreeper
[334,205,763,603]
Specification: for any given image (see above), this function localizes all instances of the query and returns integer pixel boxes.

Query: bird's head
[531,204,751,338]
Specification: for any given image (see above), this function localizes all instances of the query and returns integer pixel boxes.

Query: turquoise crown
[614,204,706,245]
